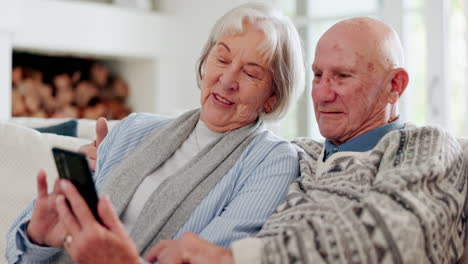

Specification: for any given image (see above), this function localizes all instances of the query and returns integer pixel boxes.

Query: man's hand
[26,170,66,247]
[145,232,234,264]
[56,180,139,264]
[79,117,108,171]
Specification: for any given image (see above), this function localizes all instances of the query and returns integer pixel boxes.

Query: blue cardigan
[6,113,299,263]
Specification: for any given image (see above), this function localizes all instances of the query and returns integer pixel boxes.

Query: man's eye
[338,73,350,78]
[314,73,322,78]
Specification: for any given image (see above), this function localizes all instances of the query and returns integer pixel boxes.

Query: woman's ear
[200,63,206,79]
[263,94,277,113]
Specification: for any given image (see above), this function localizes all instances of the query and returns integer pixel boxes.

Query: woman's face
[199,23,276,133]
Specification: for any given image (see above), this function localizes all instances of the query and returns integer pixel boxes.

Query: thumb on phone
[95,117,108,147]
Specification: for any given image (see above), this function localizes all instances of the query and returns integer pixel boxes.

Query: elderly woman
[6,3,305,264]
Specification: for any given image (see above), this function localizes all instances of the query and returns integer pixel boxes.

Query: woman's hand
[78,117,108,171]
[26,170,66,247]
[145,232,234,264]
[55,180,139,264]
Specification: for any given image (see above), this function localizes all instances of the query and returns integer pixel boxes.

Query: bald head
[311,17,409,144]
[320,17,404,71]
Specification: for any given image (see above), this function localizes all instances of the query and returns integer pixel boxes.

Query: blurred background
[0,0,466,140]
[276,0,468,140]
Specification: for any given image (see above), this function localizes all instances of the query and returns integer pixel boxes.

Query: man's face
[311,32,391,144]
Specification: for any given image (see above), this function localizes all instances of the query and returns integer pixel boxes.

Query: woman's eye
[244,71,259,79]
[216,56,230,64]
[313,73,322,78]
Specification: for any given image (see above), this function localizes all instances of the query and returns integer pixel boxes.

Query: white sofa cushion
[10,117,118,140]
[0,122,91,260]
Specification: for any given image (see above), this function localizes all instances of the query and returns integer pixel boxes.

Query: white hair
[196,2,305,120]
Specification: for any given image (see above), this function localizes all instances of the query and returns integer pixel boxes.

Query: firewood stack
[12,63,131,120]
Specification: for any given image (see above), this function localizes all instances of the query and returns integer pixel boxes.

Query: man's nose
[219,67,239,91]
[312,76,336,102]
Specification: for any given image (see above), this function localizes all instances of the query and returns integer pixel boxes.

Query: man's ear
[388,68,409,104]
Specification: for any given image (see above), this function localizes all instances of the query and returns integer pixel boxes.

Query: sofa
[0,118,118,263]
[1,119,467,263]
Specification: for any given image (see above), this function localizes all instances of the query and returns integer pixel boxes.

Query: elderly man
[145,17,468,264]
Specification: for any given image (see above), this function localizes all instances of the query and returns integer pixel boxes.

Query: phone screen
[52,147,101,223]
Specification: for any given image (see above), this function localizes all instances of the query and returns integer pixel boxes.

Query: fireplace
[12,52,131,120]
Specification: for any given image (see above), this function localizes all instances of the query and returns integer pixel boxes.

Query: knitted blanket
[257,125,467,263]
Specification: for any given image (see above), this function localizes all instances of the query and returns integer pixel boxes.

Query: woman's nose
[312,76,336,102]
[219,68,239,91]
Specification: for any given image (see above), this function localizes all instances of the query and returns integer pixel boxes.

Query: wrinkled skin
[56,180,140,264]
[199,22,277,133]
[26,171,66,247]
[144,232,234,264]
[311,17,408,144]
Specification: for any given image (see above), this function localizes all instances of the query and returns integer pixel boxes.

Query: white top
[121,120,223,231]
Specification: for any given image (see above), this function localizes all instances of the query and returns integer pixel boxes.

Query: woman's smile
[212,93,235,106]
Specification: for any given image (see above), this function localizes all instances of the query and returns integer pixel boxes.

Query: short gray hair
[196,2,305,120]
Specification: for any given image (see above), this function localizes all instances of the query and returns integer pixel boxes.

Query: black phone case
[52,147,101,223]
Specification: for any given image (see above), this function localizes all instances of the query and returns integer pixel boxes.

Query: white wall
[0,34,12,120]
[0,0,20,120]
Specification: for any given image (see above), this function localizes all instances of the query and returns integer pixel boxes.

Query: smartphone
[52,147,101,223]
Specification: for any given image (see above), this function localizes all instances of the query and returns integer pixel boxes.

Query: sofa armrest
[0,122,94,259]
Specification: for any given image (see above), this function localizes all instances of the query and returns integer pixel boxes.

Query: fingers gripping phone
[52,147,102,223]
